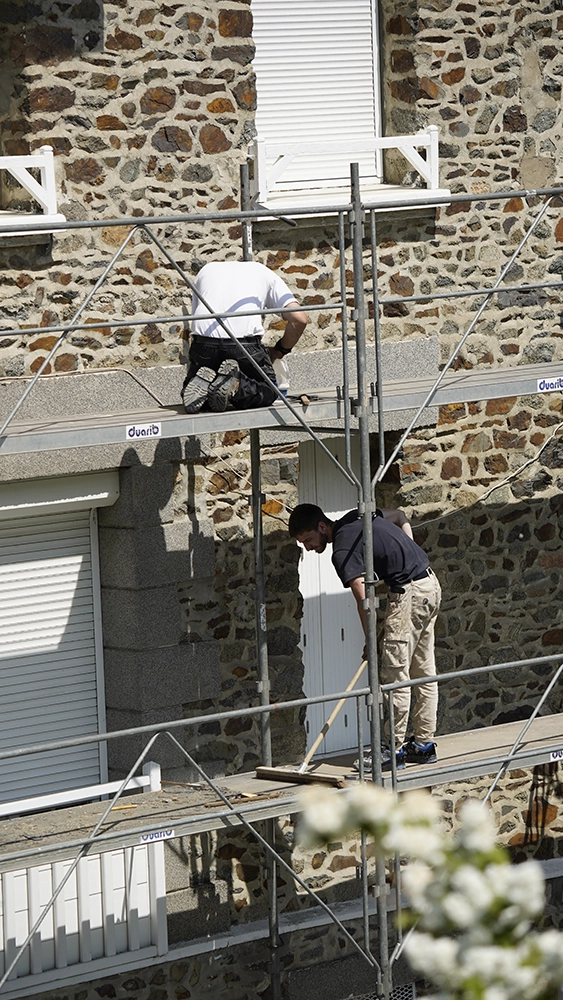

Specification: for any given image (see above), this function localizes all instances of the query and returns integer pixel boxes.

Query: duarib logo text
[126,423,162,439]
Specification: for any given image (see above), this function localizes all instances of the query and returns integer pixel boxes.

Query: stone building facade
[1,0,563,997]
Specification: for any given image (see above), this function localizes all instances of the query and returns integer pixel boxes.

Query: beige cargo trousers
[380,570,442,747]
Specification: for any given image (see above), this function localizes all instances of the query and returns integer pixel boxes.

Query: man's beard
[316,529,328,553]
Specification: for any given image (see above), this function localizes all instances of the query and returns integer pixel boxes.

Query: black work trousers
[183,336,278,409]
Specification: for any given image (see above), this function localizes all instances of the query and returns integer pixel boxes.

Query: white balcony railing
[0,145,65,233]
[249,126,448,210]
[0,763,167,997]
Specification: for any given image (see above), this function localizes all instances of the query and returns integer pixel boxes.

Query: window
[0,472,118,803]
[250,0,448,211]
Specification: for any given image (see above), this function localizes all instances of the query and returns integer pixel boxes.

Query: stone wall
[378,0,563,372]
[383,0,560,192]
[393,391,563,730]
[0,0,256,376]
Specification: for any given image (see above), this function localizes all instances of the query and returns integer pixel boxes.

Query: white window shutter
[253,0,382,190]
[0,511,103,802]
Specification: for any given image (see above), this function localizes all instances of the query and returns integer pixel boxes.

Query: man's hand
[269,302,309,360]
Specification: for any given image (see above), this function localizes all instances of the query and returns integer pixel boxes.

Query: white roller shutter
[0,511,104,803]
[253,0,381,189]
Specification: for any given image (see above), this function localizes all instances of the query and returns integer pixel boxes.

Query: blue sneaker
[353,746,405,772]
[382,745,406,771]
[403,738,437,764]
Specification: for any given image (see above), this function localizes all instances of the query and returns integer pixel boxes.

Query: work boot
[182,367,215,413]
[208,359,240,412]
[353,745,405,773]
[403,738,438,764]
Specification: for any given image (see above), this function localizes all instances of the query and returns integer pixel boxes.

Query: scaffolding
[0,169,563,999]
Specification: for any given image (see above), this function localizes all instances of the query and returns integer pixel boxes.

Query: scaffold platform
[1,360,561,456]
[0,713,560,872]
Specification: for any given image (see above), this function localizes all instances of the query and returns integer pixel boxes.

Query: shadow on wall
[165,816,365,950]
[99,437,221,783]
[99,437,305,786]
[413,490,563,738]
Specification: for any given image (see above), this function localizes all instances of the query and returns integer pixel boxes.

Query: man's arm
[270,301,308,359]
[349,576,367,636]
[380,507,413,539]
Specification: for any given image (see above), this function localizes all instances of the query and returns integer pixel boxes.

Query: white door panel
[298,438,368,753]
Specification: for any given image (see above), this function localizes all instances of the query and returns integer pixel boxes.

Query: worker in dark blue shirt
[289,504,441,771]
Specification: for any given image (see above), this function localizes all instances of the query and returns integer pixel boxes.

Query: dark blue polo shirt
[331,509,429,589]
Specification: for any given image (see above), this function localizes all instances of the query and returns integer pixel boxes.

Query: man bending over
[288,503,441,771]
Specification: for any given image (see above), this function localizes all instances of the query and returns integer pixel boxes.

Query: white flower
[457,800,497,853]
[299,786,352,845]
[525,929,563,977]
[346,783,396,834]
[383,821,445,864]
[462,945,519,983]
[297,781,563,1000]
[402,861,434,908]
[481,987,509,1000]
[452,864,495,912]
[405,931,460,982]
[399,788,441,825]
[501,861,545,918]
[441,889,482,928]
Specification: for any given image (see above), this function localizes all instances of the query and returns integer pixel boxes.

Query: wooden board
[255,766,346,788]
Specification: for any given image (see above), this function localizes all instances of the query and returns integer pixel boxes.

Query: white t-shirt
[190,261,298,339]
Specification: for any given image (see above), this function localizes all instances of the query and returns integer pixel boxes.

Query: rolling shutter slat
[253,0,381,188]
[0,512,101,803]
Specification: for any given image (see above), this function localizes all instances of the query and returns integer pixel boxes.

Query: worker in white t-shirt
[182,261,308,413]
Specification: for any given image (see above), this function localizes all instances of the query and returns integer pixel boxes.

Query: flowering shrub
[300,785,563,1000]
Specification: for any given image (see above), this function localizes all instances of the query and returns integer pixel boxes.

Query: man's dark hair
[288,503,331,537]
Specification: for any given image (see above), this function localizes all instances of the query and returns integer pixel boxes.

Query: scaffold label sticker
[140,829,174,843]
[126,422,162,440]
[550,749,563,761]
[537,377,563,393]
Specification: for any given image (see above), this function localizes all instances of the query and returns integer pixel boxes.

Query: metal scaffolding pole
[239,164,273,768]
[369,209,385,478]
[241,161,253,262]
[266,817,282,1000]
[251,427,272,767]
[338,210,354,478]
[350,162,389,999]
